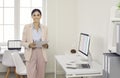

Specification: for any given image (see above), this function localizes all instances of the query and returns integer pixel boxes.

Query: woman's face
[32,11,41,23]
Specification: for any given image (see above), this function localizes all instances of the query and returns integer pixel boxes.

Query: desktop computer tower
[103,53,120,78]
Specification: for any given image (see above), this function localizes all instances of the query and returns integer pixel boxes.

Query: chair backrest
[2,50,15,67]
[11,52,26,75]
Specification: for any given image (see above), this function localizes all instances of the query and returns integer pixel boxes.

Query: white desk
[55,55,102,78]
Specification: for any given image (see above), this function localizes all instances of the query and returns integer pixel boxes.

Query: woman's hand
[42,43,48,49]
[29,43,36,49]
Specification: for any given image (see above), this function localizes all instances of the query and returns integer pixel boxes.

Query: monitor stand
[88,52,92,67]
[76,52,92,69]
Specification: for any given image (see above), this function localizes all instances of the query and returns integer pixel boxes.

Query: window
[0,0,14,43]
[0,0,47,45]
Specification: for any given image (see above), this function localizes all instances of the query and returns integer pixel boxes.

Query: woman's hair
[31,9,42,16]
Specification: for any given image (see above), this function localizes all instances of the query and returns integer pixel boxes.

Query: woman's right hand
[29,43,36,49]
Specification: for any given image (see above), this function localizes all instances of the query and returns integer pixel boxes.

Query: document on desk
[34,41,48,48]
[66,63,77,69]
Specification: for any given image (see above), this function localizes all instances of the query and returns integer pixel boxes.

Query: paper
[34,41,48,48]
[66,63,77,69]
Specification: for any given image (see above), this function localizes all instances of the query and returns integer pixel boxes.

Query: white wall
[47,0,78,73]
[76,0,112,63]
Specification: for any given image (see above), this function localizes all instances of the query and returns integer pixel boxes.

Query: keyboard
[81,64,90,68]
[77,64,90,69]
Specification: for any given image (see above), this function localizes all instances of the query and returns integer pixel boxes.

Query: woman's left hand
[42,43,49,49]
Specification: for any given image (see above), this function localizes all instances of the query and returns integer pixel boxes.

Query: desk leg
[54,58,57,78]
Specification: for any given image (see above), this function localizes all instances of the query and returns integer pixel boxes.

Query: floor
[0,72,102,78]
[0,72,65,78]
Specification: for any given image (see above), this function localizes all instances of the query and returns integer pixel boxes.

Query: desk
[55,55,102,78]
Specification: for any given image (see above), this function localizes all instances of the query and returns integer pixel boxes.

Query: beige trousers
[26,48,45,78]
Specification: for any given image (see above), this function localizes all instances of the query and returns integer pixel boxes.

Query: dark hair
[31,9,42,16]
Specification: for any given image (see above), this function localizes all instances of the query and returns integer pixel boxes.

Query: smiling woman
[22,9,48,78]
[31,9,42,24]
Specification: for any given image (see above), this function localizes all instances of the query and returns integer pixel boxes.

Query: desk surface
[55,55,102,77]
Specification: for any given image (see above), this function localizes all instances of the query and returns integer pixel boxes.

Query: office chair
[2,50,19,78]
[11,52,27,78]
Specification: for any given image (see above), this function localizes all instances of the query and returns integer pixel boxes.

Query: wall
[47,0,77,73]
[76,0,112,64]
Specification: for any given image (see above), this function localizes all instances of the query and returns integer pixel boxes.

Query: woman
[22,9,48,78]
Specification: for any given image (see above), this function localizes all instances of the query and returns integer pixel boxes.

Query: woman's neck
[34,22,40,27]
[33,22,40,30]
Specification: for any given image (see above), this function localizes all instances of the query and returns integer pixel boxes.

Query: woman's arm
[42,26,48,49]
[21,25,30,48]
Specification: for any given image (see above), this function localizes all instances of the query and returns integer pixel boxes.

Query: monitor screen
[8,40,21,50]
[78,33,90,56]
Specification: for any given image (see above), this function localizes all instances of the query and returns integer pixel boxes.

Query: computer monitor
[78,33,90,56]
[77,33,91,68]
[8,40,21,51]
